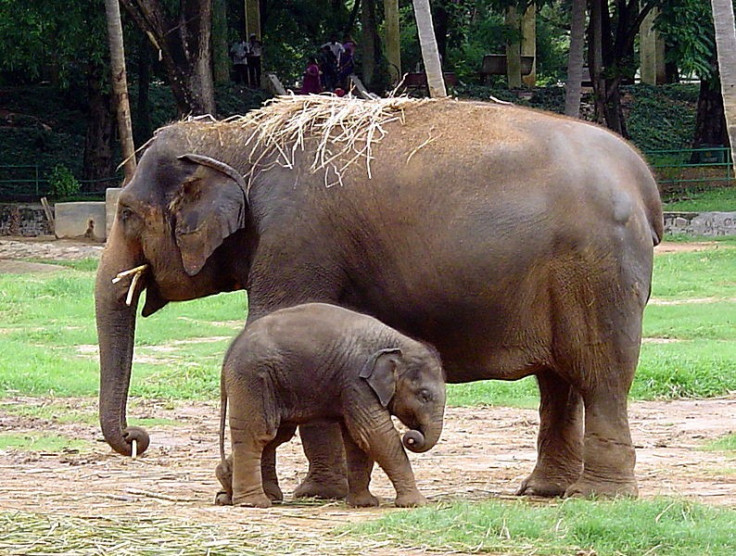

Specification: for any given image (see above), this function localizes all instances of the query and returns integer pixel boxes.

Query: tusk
[112,264,148,284]
[112,265,149,307]
[131,439,138,459]
[126,271,143,307]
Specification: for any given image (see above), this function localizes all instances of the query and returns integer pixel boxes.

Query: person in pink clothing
[301,57,322,94]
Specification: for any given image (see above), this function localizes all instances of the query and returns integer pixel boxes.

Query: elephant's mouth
[111,264,149,306]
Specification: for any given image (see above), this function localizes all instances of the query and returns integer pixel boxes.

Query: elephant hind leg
[341,424,379,507]
[230,413,277,508]
[261,424,297,502]
[517,368,583,497]
[565,390,638,498]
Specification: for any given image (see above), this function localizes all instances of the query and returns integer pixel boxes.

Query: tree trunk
[506,6,522,89]
[135,42,153,147]
[120,0,216,116]
[564,0,586,117]
[412,0,446,97]
[383,0,401,85]
[84,61,115,183]
[362,0,377,86]
[711,0,736,164]
[693,75,728,152]
[104,0,137,182]
[212,0,230,84]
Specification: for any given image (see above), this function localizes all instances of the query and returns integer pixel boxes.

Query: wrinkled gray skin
[95,99,663,499]
[214,303,446,508]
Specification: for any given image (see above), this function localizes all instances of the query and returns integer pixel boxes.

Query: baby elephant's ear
[360,348,403,407]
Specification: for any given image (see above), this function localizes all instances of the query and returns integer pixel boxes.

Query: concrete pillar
[640,6,666,85]
[106,187,122,239]
[521,3,536,87]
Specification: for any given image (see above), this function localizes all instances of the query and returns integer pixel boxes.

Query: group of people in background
[301,33,356,95]
[230,34,263,88]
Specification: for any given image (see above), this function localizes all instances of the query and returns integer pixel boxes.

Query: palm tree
[412,0,447,98]
[711,0,736,165]
[564,0,586,118]
[104,0,136,182]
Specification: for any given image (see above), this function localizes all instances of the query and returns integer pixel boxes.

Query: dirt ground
[0,237,734,542]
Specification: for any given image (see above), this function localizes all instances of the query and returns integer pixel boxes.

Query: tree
[105,0,137,182]
[588,0,659,136]
[656,0,725,151]
[120,0,216,116]
[711,0,736,162]
[0,0,118,182]
[564,0,586,117]
[413,0,447,97]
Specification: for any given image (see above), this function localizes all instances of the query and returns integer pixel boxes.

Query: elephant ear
[172,154,249,276]
[359,348,403,408]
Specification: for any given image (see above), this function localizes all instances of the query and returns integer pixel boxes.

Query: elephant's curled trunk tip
[402,429,426,453]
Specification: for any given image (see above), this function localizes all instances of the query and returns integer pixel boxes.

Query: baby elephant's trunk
[402,429,426,452]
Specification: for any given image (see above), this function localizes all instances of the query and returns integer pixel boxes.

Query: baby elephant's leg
[346,416,426,507]
[261,424,297,502]
[214,455,233,505]
[340,424,379,507]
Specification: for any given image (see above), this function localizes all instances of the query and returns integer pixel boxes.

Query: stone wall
[663,211,736,237]
[0,203,51,236]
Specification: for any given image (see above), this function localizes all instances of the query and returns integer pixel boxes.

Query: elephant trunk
[95,224,150,457]
[402,413,443,454]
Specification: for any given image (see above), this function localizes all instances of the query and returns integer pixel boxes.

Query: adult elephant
[96,97,663,498]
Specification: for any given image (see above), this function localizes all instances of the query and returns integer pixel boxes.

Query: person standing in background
[229,36,248,85]
[246,34,262,88]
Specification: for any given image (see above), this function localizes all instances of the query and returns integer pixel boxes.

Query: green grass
[0,239,734,407]
[0,433,90,452]
[663,187,736,212]
[703,433,736,453]
[344,498,736,555]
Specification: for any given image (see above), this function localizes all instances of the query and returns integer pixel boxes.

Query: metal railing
[0,165,121,202]
[1,149,734,202]
[644,146,734,191]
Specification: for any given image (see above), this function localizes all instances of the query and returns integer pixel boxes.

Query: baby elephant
[215,302,446,508]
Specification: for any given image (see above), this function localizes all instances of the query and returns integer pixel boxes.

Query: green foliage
[662,187,736,211]
[656,0,716,79]
[47,164,80,199]
[625,84,698,151]
[345,498,736,555]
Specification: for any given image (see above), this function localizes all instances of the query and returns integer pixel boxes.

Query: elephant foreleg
[344,413,426,507]
[517,369,584,497]
[292,422,349,499]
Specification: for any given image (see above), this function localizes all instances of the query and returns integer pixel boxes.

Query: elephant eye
[120,207,134,222]
[418,389,433,403]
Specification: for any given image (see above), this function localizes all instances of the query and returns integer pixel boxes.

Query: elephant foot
[214,490,232,506]
[394,491,427,508]
[263,481,284,502]
[565,476,638,499]
[233,493,272,508]
[293,476,349,500]
[346,491,379,508]
[516,473,574,498]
